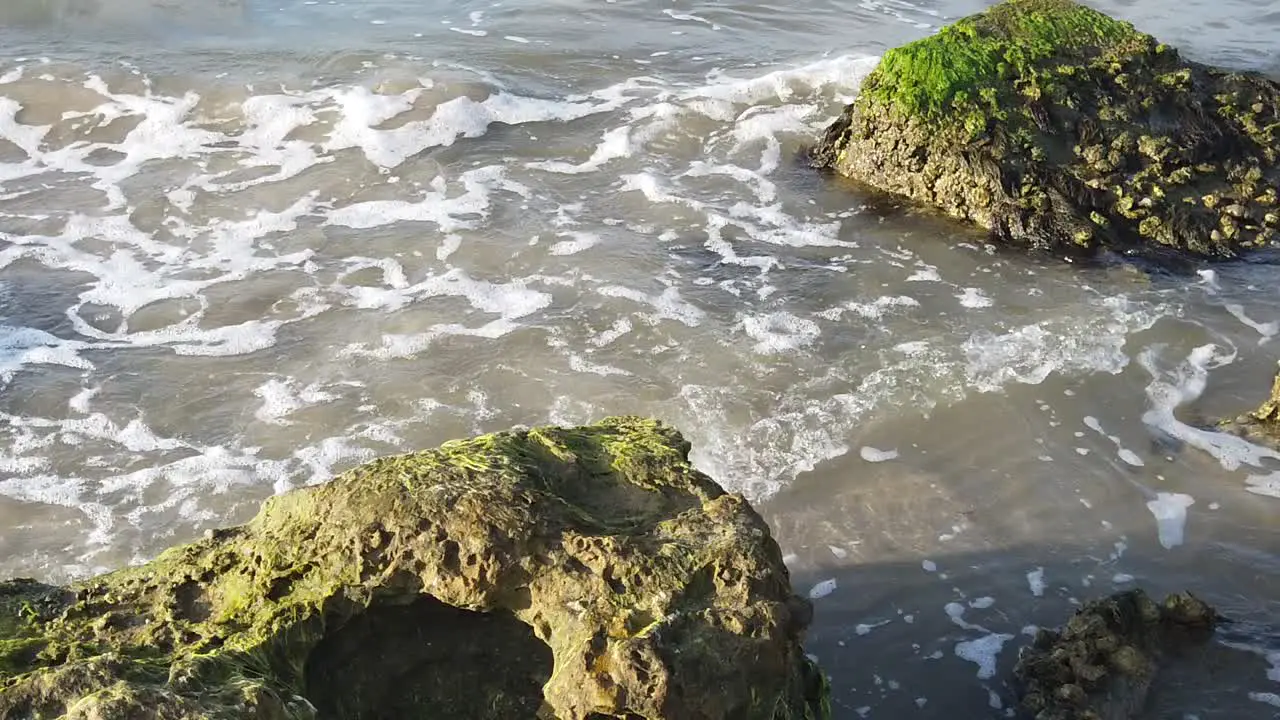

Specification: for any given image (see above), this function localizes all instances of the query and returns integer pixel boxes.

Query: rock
[0,417,829,720]
[811,0,1280,263]
[1013,589,1217,720]
[1218,364,1280,448]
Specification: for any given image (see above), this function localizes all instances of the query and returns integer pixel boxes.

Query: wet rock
[0,417,829,720]
[810,0,1280,264]
[1218,365,1280,448]
[1013,589,1218,720]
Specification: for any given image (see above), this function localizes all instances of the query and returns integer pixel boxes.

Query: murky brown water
[1,0,1279,716]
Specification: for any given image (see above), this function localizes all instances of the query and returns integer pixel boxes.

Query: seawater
[1,0,1279,716]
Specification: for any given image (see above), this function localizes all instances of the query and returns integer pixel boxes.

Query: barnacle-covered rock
[1013,589,1217,719]
[812,0,1280,262]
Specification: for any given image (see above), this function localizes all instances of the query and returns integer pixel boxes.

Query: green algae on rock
[1014,589,1217,720]
[811,0,1280,261]
[0,417,829,720]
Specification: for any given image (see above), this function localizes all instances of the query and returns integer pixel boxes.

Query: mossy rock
[0,417,829,720]
[1217,364,1280,448]
[1013,589,1217,719]
[811,0,1280,262]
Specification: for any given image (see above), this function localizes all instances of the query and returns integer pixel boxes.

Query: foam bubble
[841,295,920,320]
[955,633,1014,679]
[598,285,705,327]
[548,232,602,256]
[966,297,1161,391]
[856,620,891,635]
[1027,567,1046,597]
[1246,471,1280,498]
[254,379,339,425]
[809,578,837,600]
[1139,346,1280,473]
[957,288,993,308]
[742,312,820,354]
[0,327,92,381]
[1224,303,1279,342]
[1251,693,1280,708]
[1146,492,1194,549]
[860,446,899,462]
[528,126,634,174]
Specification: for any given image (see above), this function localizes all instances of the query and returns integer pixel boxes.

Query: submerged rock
[1219,365,1280,448]
[0,417,829,720]
[1013,589,1217,720]
[811,0,1280,262]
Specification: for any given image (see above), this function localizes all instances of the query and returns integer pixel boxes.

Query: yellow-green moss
[861,0,1144,135]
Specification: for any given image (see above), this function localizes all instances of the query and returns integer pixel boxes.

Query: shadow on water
[769,540,1280,719]
[758,385,1280,718]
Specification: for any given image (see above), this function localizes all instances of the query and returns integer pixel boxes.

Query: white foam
[254,379,338,425]
[0,327,92,381]
[945,602,987,632]
[1251,693,1280,708]
[326,165,514,231]
[906,264,942,282]
[320,85,610,170]
[529,126,634,174]
[965,297,1160,391]
[922,560,937,573]
[1246,471,1280,499]
[598,285,705,327]
[808,578,837,600]
[548,232,602,256]
[955,633,1014,679]
[860,446,899,462]
[1117,448,1145,467]
[1139,345,1280,472]
[741,312,820,354]
[1224,303,1279,342]
[1027,568,1046,597]
[957,288,993,309]
[662,8,721,29]
[840,295,920,321]
[856,620,891,635]
[1146,492,1194,549]
[1083,416,1145,466]
[689,54,879,114]
[970,596,996,609]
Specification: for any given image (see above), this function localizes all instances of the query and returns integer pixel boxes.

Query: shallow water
[1,0,1279,717]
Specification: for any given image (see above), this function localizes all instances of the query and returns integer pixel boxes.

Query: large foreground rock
[1014,589,1217,719]
[0,417,829,720]
[812,0,1280,261]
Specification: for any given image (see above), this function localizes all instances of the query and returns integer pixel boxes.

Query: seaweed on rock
[0,417,829,720]
[811,0,1280,262]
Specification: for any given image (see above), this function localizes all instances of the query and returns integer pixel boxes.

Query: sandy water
[1,0,1279,717]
